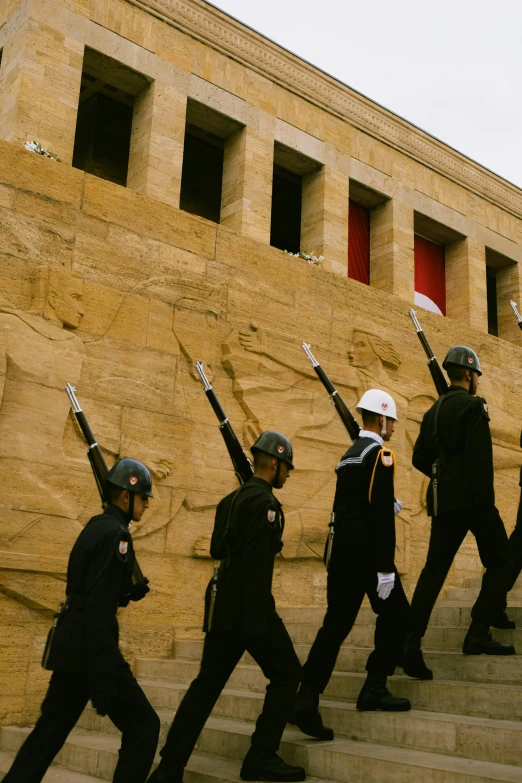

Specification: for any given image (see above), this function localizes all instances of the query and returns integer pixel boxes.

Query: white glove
[394,499,403,516]
[377,572,395,600]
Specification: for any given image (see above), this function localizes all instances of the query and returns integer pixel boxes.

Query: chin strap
[127,492,135,526]
[273,458,281,488]
[381,416,387,438]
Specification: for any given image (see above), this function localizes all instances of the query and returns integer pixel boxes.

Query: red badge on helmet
[382,402,388,410]
[468,357,473,364]
[129,476,138,485]
[277,445,285,453]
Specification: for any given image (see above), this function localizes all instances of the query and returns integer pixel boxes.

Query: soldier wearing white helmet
[291,390,410,741]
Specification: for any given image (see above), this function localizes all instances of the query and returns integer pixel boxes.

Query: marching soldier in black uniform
[2,459,160,783]
[403,346,515,681]
[291,390,411,743]
[494,469,522,630]
[499,499,522,628]
[148,432,305,783]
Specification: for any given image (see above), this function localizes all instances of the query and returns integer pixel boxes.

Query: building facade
[1,0,522,723]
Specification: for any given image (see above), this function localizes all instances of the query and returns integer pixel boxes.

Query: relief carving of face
[173,299,221,368]
[348,330,377,368]
[49,273,84,329]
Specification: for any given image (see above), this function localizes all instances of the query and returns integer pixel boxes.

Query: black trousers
[160,612,300,770]
[506,494,522,599]
[410,506,512,637]
[301,561,409,694]
[2,665,160,783]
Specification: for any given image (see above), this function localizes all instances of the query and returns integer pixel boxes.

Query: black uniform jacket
[332,436,396,573]
[46,505,135,676]
[204,476,283,637]
[412,386,494,514]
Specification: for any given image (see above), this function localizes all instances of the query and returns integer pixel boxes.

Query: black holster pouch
[428,390,469,517]
[428,454,466,517]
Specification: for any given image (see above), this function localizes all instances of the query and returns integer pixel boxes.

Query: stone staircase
[2,587,522,782]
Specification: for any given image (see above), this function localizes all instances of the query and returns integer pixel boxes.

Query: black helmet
[106,459,153,497]
[251,431,294,469]
[442,345,482,376]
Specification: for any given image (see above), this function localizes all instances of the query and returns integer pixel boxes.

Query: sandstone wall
[1,141,522,723]
[1,0,522,725]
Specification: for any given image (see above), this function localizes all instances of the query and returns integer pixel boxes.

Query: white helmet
[356,389,398,421]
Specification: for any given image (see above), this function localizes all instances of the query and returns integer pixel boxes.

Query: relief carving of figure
[0,267,92,567]
[81,274,230,558]
[223,322,416,568]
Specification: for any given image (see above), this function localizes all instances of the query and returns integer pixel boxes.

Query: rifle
[510,301,522,331]
[65,384,149,596]
[194,362,254,484]
[301,342,361,441]
[409,309,449,397]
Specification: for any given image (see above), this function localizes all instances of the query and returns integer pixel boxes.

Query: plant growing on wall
[23,141,62,162]
[284,250,324,266]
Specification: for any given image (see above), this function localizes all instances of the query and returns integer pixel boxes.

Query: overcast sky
[210,0,522,189]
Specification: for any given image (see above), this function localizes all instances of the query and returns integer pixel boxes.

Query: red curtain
[414,234,446,315]
[348,200,370,284]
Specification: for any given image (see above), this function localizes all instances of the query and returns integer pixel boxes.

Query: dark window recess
[270,165,302,254]
[179,133,224,223]
[0,49,3,70]
[72,93,132,187]
[486,267,498,336]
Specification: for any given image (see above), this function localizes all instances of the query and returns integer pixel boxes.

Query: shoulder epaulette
[368,448,395,501]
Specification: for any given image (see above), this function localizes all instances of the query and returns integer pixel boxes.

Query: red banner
[414,234,446,315]
[348,200,370,285]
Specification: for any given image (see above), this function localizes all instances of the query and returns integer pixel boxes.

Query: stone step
[0,749,105,782]
[138,642,522,685]
[188,708,522,777]
[174,625,521,656]
[0,727,318,783]
[4,717,522,783]
[277,604,522,627]
[446,587,522,602]
[465,575,522,591]
[135,664,522,722]
[77,687,522,767]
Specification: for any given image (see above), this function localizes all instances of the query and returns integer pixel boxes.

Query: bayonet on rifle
[510,301,522,330]
[65,384,149,595]
[301,342,360,441]
[409,309,449,397]
[66,384,107,500]
[324,512,335,570]
[194,361,253,484]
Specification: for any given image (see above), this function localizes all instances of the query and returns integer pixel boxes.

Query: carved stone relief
[0,268,92,570]
[0,262,519,588]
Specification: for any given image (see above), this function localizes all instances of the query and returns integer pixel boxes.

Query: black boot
[402,632,433,680]
[463,620,516,655]
[240,748,306,782]
[491,609,516,630]
[356,672,411,712]
[147,763,184,783]
[289,683,334,741]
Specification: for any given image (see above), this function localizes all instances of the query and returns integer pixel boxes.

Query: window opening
[179,100,242,224]
[72,48,149,187]
[486,266,498,336]
[180,128,224,223]
[270,165,302,254]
